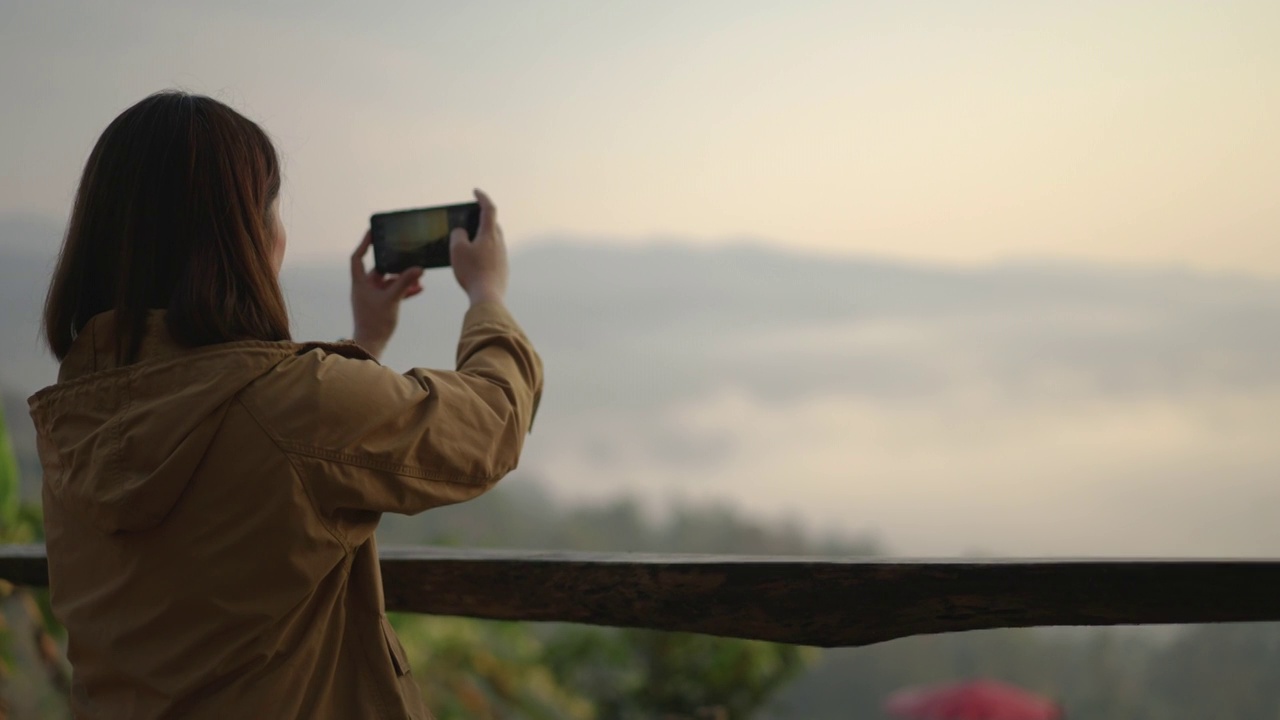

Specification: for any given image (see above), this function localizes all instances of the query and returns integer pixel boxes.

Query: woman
[27,91,542,719]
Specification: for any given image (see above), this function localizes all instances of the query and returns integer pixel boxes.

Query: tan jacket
[27,302,543,719]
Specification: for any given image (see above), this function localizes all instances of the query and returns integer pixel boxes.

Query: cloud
[7,233,1280,558]
[527,377,1280,558]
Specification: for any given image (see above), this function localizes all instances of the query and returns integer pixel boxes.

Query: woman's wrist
[467,286,506,307]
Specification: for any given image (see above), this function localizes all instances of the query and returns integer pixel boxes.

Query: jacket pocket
[380,614,411,676]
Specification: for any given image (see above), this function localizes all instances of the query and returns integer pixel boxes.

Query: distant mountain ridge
[9,211,1277,394]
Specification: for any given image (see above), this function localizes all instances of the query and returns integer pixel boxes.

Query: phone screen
[370,202,481,274]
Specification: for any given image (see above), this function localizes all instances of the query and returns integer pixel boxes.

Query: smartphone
[369,201,481,274]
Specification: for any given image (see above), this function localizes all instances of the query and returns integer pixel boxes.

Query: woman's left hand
[349,231,423,360]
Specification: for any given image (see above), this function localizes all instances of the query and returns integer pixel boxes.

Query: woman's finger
[387,267,424,298]
[474,188,497,240]
[350,231,373,282]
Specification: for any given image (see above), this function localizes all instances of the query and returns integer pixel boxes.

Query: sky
[2,0,1278,271]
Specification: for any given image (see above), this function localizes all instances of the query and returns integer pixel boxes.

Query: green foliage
[0,395,68,718]
[0,400,46,544]
[545,627,817,719]
[385,610,819,720]
[0,401,49,638]
[389,614,596,720]
[0,403,22,532]
[384,614,816,720]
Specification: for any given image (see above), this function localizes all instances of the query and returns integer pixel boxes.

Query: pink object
[883,679,1063,720]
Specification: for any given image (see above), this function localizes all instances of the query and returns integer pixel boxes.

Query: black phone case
[369,202,481,274]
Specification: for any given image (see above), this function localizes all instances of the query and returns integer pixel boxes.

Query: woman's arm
[251,302,540,491]
[244,190,540,546]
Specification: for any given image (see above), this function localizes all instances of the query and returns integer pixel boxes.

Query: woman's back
[31,91,541,719]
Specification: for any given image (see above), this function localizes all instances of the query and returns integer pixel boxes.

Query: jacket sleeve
[247,302,543,529]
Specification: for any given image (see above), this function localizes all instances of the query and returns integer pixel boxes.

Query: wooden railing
[3,544,1279,647]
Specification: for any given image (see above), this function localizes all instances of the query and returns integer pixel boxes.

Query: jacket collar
[57,310,192,383]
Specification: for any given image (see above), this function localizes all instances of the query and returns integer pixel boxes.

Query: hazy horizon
[3,207,1276,285]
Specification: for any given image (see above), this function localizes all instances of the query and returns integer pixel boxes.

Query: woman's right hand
[450,189,508,306]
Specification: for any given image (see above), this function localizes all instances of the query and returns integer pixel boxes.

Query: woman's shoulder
[243,339,421,411]
[238,340,431,447]
[289,339,378,362]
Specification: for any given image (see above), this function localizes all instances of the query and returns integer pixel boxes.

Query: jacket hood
[28,311,298,534]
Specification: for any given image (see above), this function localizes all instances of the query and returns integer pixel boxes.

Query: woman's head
[45,91,291,364]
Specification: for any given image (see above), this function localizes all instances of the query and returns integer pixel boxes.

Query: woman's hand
[450,189,508,306]
[350,232,423,360]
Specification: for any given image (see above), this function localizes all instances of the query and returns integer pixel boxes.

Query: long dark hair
[44,91,291,364]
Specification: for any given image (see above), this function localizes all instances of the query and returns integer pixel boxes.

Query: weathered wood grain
[0,544,49,587]
[5,544,1279,647]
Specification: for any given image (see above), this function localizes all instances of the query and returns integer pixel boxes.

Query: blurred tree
[1147,623,1280,719]
[382,480,880,558]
